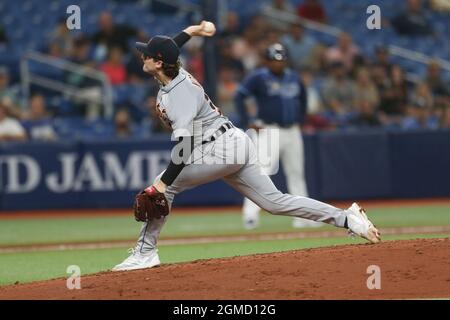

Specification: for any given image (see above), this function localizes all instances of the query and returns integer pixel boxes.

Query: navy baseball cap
[136,36,180,64]
[265,43,287,61]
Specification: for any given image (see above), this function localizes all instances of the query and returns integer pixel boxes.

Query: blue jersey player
[235,43,321,229]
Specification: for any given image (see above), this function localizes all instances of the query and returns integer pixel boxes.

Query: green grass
[1,233,448,286]
[0,216,141,246]
[1,204,450,246]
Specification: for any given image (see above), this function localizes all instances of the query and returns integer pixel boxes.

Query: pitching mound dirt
[1,238,449,300]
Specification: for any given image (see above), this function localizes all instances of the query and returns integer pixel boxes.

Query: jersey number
[188,73,223,116]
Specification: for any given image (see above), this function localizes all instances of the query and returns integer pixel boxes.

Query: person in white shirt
[0,103,27,142]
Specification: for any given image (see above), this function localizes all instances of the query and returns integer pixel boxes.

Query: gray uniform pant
[243,125,318,226]
[136,128,348,253]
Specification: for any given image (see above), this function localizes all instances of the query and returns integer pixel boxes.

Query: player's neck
[154,72,174,86]
[270,70,285,78]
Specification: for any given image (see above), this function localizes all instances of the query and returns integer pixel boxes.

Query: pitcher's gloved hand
[133,186,169,222]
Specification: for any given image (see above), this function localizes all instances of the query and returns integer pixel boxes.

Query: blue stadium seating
[0,0,448,140]
[1,0,448,77]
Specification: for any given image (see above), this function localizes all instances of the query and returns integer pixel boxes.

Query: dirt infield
[1,238,449,300]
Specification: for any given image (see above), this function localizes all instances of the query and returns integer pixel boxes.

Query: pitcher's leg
[242,198,260,228]
[135,170,175,254]
[225,162,347,227]
[281,127,308,197]
[136,162,244,253]
[241,129,263,227]
[242,127,280,227]
[136,216,168,253]
[282,127,323,227]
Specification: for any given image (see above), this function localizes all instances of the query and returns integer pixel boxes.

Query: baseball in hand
[203,21,216,35]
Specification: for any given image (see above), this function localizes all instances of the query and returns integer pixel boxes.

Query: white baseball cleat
[243,218,259,230]
[112,248,160,271]
[346,202,381,244]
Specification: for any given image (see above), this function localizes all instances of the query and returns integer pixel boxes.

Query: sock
[344,217,348,229]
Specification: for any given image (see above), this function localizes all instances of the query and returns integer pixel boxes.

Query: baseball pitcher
[112,21,380,271]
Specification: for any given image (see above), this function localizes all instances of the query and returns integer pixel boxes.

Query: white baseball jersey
[155,67,228,142]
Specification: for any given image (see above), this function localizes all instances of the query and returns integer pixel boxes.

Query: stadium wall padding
[1,129,449,210]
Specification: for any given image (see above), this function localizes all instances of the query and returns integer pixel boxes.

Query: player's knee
[261,201,286,216]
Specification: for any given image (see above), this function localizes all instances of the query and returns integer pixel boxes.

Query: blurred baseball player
[235,42,321,229]
[112,21,380,271]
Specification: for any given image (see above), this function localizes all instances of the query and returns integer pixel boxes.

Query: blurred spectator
[404,80,440,128]
[218,11,242,42]
[427,63,450,125]
[321,62,356,115]
[67,36,93,66]
[373,46,393,74]
[378,65,408,117]
[232,26,262,71]
[0,103,27,142]
[407,82,436,130]
[351,55,370,77]
[100,46,127,86]
[442,102,450,128]
[48,18,74,56]
[281,23,317,71]
[430,0,450,11]
[261,0,297,30]
[114,108,133,138]
[0,66,21,117]
[391,0,433,36]
[410,81,434,109]
[301,68,331,132]
[354,68,380,111]
[0,66,17,102]
[185,41,205,84]
[425,60,449,98]
[402,102,439,129]
[350,100,382,127]
[300,68,323,115]
[324,32,360,71]
[22,94,58,141]
[91,11,139,59]
[247,14,271,37]
[264,30,282,48]
[217,67,239,117]
[218,40,245,79]
[351,68,381,127]
[47,41,64,58]
[297,0,327,24]
[435,98,450,128]
[67,37,102,118]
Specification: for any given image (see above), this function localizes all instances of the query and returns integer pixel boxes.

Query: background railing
[20,51,114,118]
